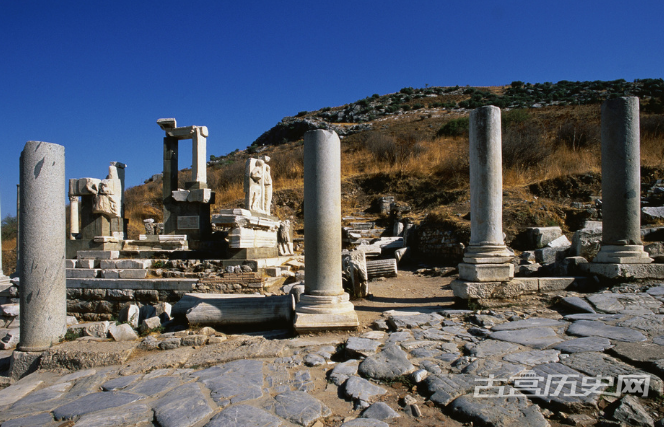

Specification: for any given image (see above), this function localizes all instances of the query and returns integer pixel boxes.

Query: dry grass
[2,237,17,276]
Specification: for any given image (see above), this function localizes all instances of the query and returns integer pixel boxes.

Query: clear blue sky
[1,1,663,217]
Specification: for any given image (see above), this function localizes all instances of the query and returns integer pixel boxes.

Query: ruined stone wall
[412,226,466,265]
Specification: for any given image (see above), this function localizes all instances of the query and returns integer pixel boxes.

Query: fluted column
[293,130,358,332]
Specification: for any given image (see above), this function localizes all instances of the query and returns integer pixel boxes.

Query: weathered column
[0,194,7,280]
[18,141,67,351]
[594,96,652,263]
[294,130,358,332]
[458,105,514,282]
[69,196,79,240]
[191,126,208,186]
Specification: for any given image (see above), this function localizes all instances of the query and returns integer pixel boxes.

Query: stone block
[527,226,563,248]
[67,268,100,278]
[535,247,568,264]
[118,270,148,279]
[571,222,602,259]
[547,235,571,248]
[77,259,97,269]
[100,269,120,279]
[538,277,576,292]
[171,190,190,202]
[66,259,77,268]
[265,267,281,277]
[109,323,138,342]
[140,316,161,333]
[9,351,42,380]
[579,263,664,280]
[77,250,119,260]
[451,278,538,300]
[119,304,140,328]
[187,188,213,203]
[458,263,514,282]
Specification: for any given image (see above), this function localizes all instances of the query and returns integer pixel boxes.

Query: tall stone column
[594,96,652,263]
[0,194,8,282]
[458,105,514,282]
[294,130,358,332]
[191,126,208,186]
[18,141,66,351]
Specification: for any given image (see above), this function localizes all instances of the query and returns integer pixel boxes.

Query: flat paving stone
[489,327,564,349]
[503,349,560,365]
[462,359,526,379]
[412,328,454,341]
[423,374,479,406]
[101,374,141,391]
[72,403,154,427]
[341,419,389,427]
[358,343,415,381]
[344,376,388,407]
[618,315,664,334]
[551,337,614,353]
[523,363,602,412]
[491,318,567,331]
[268,390,331,426]
[567,320,647,342]
[206,404,283,427]
[609,342,664,363]
[52,391,144,420]
[361,401,400,420]
[199,359,264,407]
[126,375,181,396]
[465,339,520,358]
[587,293,661,314]
[450,390,549,427]
[612,394,655,427]
[11,381,71,408]
[561,352,663,396]
[386,331,413,343]
[410,348,443,358]
[329,360,359,386]
[560,296,596,313]
[1,412,57,427]
[303,353,326,367]
[153,382,214,427]
[654,336,664,346]
[646,286,664,296]
[387,313,443,330]
[563,313,626,321]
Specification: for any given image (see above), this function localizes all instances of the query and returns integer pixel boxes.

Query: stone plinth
[458,106,513,283]
[294,130,358,332]
[19,141,67,351]
[594,97,652,264]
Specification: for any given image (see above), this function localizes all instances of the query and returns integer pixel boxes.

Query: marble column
[293,130,358,332]
[0,194,8,282]
[18,141,67,351]
[191,126,208,186]
[458,106,514,282]
[594,96,652,264]
[69,196,79,240]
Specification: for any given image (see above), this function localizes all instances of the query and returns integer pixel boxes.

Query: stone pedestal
[594,97,652,264]
[18,141,67,351]
[294,130,358,332]
[457,106,514,282]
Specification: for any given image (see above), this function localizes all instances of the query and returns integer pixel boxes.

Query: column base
[458,262,514,282]
[463,244,514,264]
[593,245,653,264]
[294,293,359,333]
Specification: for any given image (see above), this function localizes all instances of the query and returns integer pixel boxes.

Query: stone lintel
[458,263,514,282]
[580,262,664,280]
[166,125,208,140]
[451,277,578,300]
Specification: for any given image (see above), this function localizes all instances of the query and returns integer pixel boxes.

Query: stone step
[66,278,198,291]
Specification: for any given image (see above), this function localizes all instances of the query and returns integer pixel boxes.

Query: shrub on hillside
[437,117,470,138]
[556,120,600,151]
[642,115,664,139]
[364,132,398,164]
[502,125,551,170]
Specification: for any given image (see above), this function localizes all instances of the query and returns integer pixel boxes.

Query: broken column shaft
[19,141,67,351]
[294,130,358,332]
[458,105,514,282]
[594,96,652,263]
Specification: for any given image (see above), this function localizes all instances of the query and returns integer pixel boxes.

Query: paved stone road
[2,284,664,426]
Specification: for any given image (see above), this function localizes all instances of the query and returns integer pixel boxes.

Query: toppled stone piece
[344,376,387,409]
[361,402,400,420]
[611,395,655,427]
[108,323,139,342]
[304,353,326,367]
[329,359,359,386]
[140,316,161,333]
[358,343,415,380]
[346,337,381,358]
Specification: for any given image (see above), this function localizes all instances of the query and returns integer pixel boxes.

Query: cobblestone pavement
[2,282,664,426]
